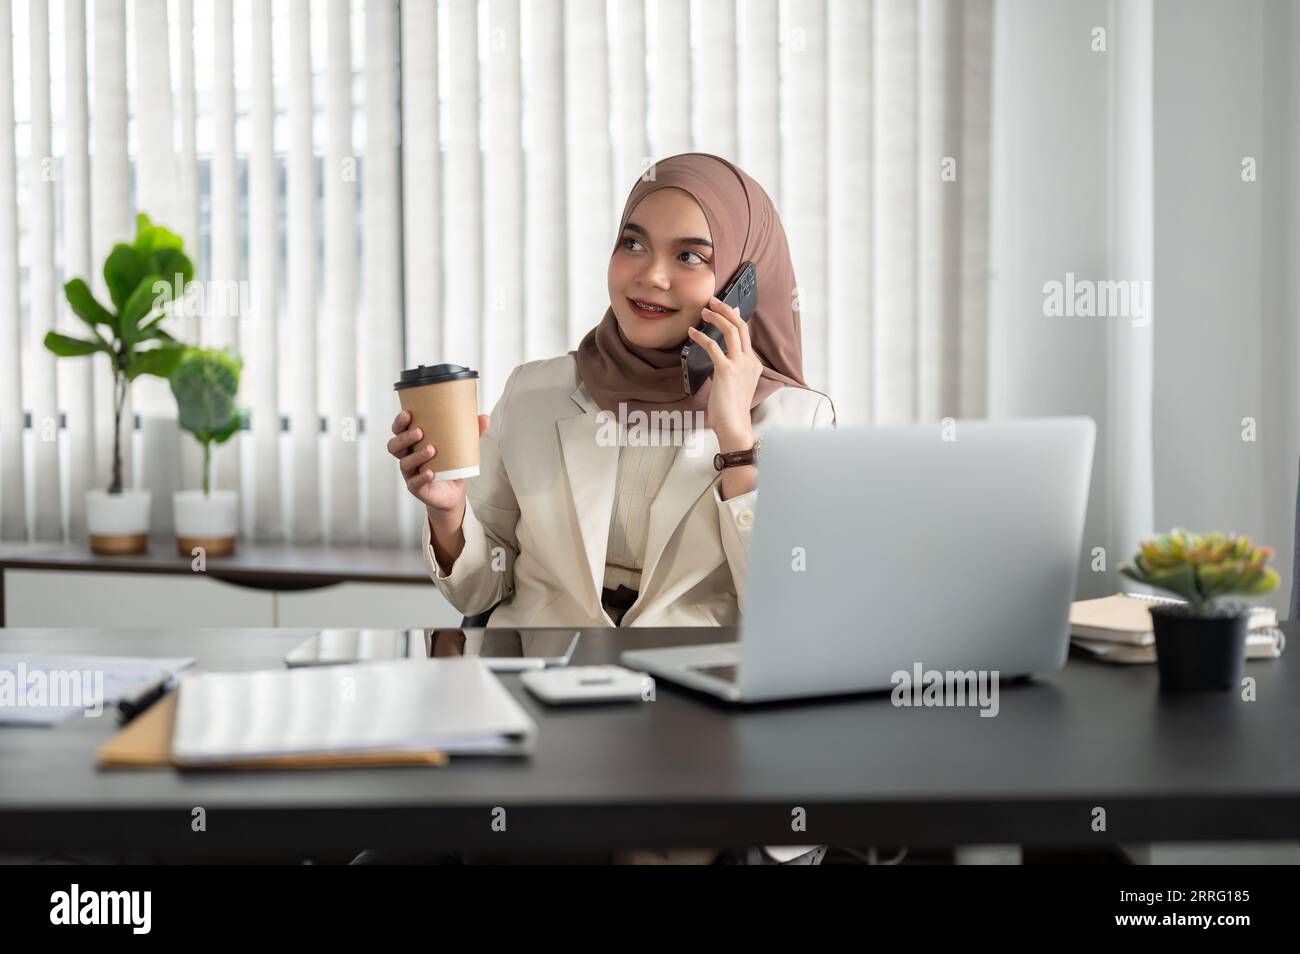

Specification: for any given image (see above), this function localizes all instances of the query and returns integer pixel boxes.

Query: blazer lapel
[556,382,721,617]
[556,384,620,607]
[633,424,720,611]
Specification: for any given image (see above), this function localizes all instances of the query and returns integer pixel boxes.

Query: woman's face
[607,187,716,351]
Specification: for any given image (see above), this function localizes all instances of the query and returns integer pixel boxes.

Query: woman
[391,153,835,631]
[387,153,836,864]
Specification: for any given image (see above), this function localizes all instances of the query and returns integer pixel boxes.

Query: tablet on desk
[284,628,580,672]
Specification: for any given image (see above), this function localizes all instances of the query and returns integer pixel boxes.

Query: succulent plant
[1118,528,1278,612]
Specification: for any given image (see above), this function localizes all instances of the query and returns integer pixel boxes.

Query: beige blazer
[421,353,836,635]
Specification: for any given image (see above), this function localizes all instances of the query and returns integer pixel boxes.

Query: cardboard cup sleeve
[398,377,481,482]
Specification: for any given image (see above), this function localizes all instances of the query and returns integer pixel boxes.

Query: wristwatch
[714,437,761,471]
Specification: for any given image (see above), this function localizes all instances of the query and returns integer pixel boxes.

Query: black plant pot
[1150,603,1249,692]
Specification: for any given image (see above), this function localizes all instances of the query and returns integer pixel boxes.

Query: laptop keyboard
[689,663,738,683]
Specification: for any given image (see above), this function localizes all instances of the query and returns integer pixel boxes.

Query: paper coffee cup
[394,364,481,481]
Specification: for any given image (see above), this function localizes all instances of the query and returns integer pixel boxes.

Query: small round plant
[1118,529,1278,617]
[169,347,245,496]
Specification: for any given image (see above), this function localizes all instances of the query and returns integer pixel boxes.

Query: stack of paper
[1069,593,1285,664]
[0,655,194,726]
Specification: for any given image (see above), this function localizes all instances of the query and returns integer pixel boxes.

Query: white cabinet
[3,569,462,629]
[4,569,275,627]
[276,582,461,628]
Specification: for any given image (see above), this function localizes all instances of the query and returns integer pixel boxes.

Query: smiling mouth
[628,297,679,318]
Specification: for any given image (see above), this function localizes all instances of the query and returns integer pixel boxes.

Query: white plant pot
[173,490,239,557]
[86,489,152,555]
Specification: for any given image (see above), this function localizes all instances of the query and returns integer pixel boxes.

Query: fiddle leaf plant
[1118,528,1279,613]
[44,212,193,494]
[169,347,245,496]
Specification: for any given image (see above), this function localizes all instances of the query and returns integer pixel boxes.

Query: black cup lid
[394,363,479,390]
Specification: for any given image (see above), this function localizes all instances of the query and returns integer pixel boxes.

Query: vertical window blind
[1,0,992,547]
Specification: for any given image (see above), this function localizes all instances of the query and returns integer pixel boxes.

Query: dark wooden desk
[1,624,1298,860]
[0,540,430,625]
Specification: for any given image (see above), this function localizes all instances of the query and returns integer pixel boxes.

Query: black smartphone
[680,260,758,395]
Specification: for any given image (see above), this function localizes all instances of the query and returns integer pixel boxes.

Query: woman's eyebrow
[623,221,714,249]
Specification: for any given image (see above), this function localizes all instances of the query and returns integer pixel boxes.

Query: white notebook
[170,657,536,765]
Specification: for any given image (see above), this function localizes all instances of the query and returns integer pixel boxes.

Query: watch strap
[714,438,761,471]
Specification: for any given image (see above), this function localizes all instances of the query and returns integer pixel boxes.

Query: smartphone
[680,260,758,395]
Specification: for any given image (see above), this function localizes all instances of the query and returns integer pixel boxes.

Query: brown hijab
[572,153,808,429]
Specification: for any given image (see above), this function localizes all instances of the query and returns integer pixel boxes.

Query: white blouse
[601,440,679,624]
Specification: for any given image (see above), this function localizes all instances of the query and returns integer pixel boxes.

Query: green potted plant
[169,347,245,556]
[1119,529,1279,691]
[43,213,192,554]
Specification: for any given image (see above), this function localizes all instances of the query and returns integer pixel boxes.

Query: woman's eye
[679,250,707,265]
[620,236,643,252]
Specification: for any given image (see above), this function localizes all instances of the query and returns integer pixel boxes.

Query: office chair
[461,600,502,628]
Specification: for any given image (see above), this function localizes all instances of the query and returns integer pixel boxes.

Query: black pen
[116,674,175,725]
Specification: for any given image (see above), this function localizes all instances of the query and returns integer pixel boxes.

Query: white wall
[1261,0,1300,618]
[990,0,1299,612]
[989,0,1117,600]
[1153,0,1299,615]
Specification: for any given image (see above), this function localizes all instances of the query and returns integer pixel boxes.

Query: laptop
[621,417,1096,703]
